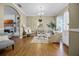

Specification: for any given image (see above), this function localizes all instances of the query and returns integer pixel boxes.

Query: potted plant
[47,22,56,34]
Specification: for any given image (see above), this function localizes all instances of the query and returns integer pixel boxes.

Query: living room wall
[69,3,79,56]
[26,16,56,32]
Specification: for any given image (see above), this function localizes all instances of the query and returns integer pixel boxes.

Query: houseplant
[47,22,56,34]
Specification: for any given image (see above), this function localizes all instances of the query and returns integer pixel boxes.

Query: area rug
[31,36,48,43]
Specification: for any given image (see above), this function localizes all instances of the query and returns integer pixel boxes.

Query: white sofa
[48,32,62,43]
[0,35,9,41]
[0,35,15,50]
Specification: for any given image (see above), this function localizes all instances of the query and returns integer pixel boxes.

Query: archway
[4,5,20,37]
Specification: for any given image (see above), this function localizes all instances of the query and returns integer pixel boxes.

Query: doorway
[4,5,20,36]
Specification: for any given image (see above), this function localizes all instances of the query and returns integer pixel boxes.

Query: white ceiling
[17,3,68,16]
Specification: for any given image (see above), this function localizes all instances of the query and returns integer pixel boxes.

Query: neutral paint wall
[69,3,79,55]
[26,16,56,32]
[0,4,4,34]
[4,6,18,15]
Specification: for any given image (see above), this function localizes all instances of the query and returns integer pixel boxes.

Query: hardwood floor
[0,37,68,56]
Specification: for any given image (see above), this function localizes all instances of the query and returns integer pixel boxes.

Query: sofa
[0,35,15,50]
[48,32,62,43]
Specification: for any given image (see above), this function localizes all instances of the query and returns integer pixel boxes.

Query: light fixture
[38,6,45,22]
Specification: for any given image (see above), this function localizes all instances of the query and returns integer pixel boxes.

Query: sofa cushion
[0,35,9,41]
